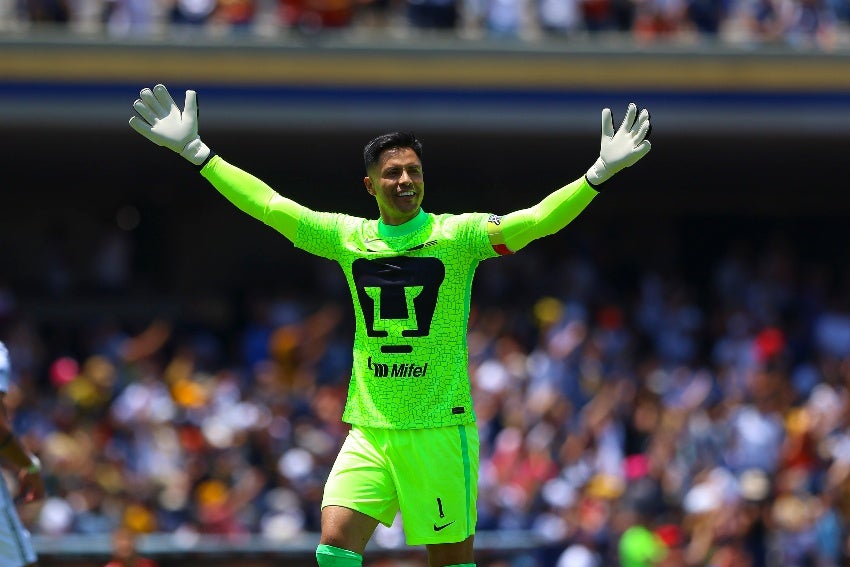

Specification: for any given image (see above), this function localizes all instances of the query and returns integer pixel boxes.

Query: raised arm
[129,84,307,241]
[492,103,651,253]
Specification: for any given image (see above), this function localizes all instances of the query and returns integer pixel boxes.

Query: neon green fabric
[458,423,473,538]
[499,177,597,252]
[201,155,306,241]
[322,424,478,545]
[294,208,497,428]
[315,544,363,566]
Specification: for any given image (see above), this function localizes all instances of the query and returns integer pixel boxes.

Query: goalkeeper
[129,84,651,567]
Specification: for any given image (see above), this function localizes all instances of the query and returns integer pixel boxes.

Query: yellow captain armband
[486,214,514,256]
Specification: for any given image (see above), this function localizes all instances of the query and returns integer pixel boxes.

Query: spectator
[103,526,159,567]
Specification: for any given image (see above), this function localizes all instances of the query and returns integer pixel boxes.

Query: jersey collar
[377,208,428,238]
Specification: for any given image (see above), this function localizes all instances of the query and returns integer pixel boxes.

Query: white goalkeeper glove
[585,102,652,188]
[129,84,211,166]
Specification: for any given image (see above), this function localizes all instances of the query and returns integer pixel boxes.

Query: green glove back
[129,84,211,166]
[585,102,652,187]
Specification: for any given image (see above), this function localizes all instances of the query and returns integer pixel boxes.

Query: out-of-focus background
[2,2,850,565]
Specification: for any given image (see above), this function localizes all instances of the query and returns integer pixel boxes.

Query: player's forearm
[201,155,305,240]
[0,423,38,474]
[500,176,598,252]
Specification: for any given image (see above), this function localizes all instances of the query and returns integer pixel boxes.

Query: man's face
[364,147,424,226]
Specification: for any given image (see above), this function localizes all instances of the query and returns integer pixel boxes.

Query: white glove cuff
[180,138,211,166]
[585,157,610,187]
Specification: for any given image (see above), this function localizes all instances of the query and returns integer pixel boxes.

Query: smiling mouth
[397,191,416,197]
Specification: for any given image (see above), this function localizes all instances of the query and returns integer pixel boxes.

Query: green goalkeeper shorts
[322,423,479,546]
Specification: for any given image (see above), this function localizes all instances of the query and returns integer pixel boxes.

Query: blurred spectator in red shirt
[103,526,158,567]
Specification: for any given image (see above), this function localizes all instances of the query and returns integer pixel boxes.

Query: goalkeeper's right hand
[129,84,211,166]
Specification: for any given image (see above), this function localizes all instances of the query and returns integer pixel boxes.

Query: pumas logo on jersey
[367,356,429,378]
[353,257,445,354]
[487,214,502,225]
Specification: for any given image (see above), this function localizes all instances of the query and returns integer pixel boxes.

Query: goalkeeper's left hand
[585,102,652,188]
[129,84,211,166]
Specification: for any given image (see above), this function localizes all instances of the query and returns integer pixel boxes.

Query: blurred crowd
[2,222,850,567]
[0,0,849,52]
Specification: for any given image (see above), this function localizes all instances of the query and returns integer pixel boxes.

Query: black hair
[363,132,423,172]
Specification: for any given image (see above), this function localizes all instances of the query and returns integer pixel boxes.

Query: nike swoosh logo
[364,237,383,244]
[433,521,455,532]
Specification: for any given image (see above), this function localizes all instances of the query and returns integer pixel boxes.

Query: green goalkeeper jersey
[201,155,597,429]
[294,207,499,429]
